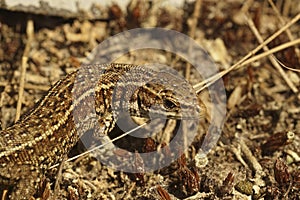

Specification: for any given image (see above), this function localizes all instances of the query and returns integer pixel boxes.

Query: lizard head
[129,81,205,120]
[110,66,206,122]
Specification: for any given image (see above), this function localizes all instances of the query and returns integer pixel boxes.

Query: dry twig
[193,13,300,93]
[246,15,298,93]
[186,0,202,81]
[268,0,300,63]
[15,20,34,122]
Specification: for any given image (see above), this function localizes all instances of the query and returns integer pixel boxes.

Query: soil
[0,0,299,199]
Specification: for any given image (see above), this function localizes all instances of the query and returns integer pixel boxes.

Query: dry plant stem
[193,13,300,93]
[1,190,8,200]
[274,58,300,72]
[194,38,300,93]
[0,85,11,128]
[230,145,248,168]
[186,0,202,80]
[246,15,298,93]
[285,149,300,162]
[15,57,27,122]
[239,139,263,177]
[81,179,97,191]
[240,0,253,13]
[268,0,300,63]
[0,82,50,91]
[123,182,136,199]
[15,20,34,122]
[282,0,292,17]
[188,0,202,40]
[239,39,300,67]
[52,156,67,200]
[184,192,213,200]
[22,83,50,91]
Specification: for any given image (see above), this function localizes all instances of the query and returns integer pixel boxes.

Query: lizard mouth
[146,103,204,120]
[147,109,203,120]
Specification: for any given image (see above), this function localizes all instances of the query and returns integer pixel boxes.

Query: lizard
[0,63,205,199]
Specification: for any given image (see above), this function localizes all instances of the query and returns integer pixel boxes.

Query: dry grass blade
[186,0,202,81]
[268,0,300,63]
[194,38,300,93]
[193,13,300,93]
[246,15,298,93]
[274,57,300,72]
[15,20,34,122]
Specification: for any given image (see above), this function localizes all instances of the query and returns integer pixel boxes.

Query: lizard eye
[163,99,177,110]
